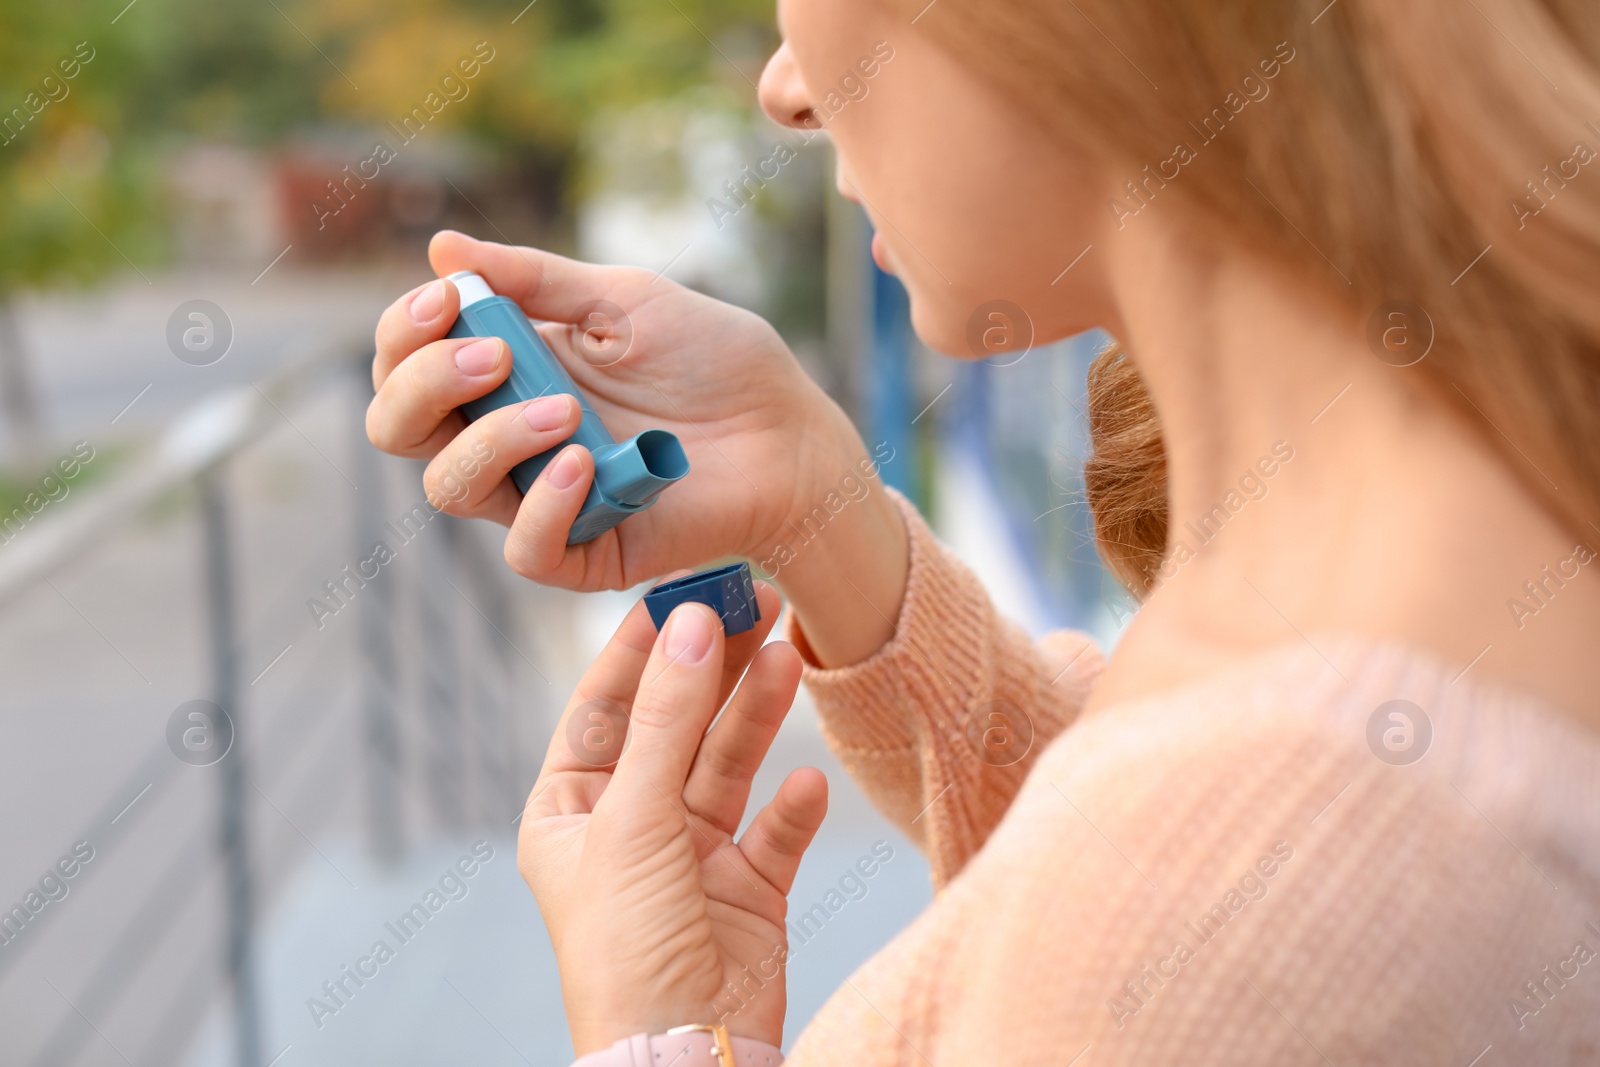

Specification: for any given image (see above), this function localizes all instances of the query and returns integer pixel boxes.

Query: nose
[759,42,819,130]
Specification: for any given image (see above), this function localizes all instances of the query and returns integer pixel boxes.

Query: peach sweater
[784,492,1600,1066]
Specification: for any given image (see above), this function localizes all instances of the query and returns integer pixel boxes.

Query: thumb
[606,602,726,802]
[428,230,617,326]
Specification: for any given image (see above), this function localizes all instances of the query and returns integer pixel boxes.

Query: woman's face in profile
[758,0,1113,358]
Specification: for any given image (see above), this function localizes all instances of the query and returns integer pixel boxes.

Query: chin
[906,299,975,359]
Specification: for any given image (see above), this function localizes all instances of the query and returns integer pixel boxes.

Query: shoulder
[948,638,1600,1058]
[790,639,1600,1064]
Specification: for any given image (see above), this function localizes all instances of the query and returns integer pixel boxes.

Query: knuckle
[698,744,747,784]
[626,690,680,733]
[768,831,806,862]
[421,459,461,512]
[373,311,394,354]
[758,813,805,855]
[427,437,493,511]
[400,357,437,414]
[503,527,544,580]
[374,301,410,353]
[618,265,657,290]
[364,397,397,453]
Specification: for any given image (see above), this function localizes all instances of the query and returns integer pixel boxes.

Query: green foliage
[0,439,120,517]
[0,0,778,291]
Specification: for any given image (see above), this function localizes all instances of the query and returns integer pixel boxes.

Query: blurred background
[0,1,1122,1064]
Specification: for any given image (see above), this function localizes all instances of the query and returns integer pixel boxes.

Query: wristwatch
[570,1023,783,1066]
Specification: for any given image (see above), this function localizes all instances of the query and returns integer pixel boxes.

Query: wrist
[567,996,782,1056]
[755,435,910,669]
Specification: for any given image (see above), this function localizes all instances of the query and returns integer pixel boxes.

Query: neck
[1083,217,1600,726]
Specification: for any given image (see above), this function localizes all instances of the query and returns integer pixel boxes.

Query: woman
[365,0,1600,1062]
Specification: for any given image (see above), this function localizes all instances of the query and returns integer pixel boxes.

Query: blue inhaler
[446,271,689,544]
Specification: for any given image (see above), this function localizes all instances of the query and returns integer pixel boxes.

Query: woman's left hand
[518,580,829,1055]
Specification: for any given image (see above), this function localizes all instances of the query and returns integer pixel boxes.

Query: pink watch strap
[570,1025,783,1067]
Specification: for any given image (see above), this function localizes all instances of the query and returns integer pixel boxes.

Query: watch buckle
[665,1023,737,1067]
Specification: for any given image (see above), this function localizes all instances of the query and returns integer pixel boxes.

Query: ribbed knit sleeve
[786,488,1103,886]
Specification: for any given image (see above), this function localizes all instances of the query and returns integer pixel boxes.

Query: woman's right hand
[367,230,869,595]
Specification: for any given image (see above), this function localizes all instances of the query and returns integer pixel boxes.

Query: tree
[0,5,157,465]
[0,0,777,465]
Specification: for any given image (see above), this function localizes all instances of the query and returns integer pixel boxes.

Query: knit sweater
[782,491,1600,1066]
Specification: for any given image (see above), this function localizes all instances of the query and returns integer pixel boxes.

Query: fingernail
[547,448,583,490]
[662,605,714,663]
[523,395,571,432]
[455,338,502,376]
[410,280,445,322]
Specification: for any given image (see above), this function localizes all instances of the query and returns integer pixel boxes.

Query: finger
[423,394,583,518]
[502,444,597,583]
[709,580,785,704]
[430,230,644,324]
[559,578,781,712]
[606,602,726,799]
[537,581,782,777]
[374,276,461,390]
[517,771,602,827]
[366,335,513,459]
[538,595,681,778]
[738,768,829,895]
[682,641,803,837]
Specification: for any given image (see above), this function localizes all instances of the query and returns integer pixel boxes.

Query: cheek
[796,5,1102,355]
[852,85,1098,354]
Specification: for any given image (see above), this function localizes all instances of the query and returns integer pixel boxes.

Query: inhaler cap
[643,562,761,636]
[447,270,496,310]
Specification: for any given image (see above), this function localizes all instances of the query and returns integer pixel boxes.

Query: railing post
[456,527,524,822]
[419,508,465,829]
[353,366,405,864]
[200,469,261,1067]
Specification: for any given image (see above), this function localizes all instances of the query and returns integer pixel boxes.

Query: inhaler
[447,271,689,544]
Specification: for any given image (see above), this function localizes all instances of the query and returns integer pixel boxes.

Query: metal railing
[0,344,535,1066]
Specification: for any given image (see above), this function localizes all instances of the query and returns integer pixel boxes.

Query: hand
[518,581,829,1054]
[367,230,864,592]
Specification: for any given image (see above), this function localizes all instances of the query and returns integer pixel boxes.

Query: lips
[836,174,893,273]
[871,230,890,272]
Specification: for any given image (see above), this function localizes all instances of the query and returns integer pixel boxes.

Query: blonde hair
[888,0,1600,594]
